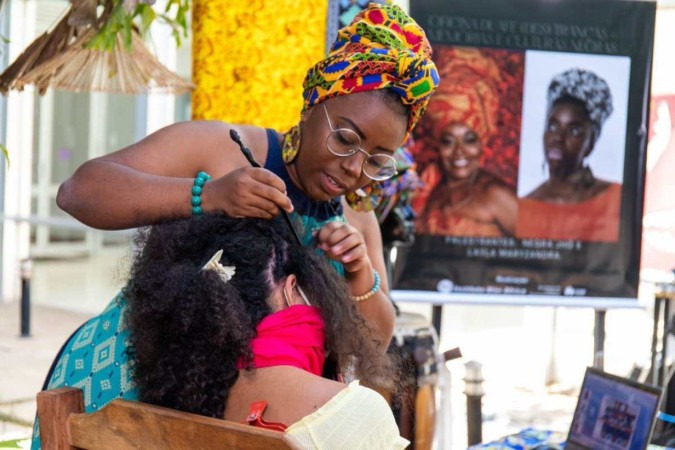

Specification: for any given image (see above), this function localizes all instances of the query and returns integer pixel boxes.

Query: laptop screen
[566,367,663,450]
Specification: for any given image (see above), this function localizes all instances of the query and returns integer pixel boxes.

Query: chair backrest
[37,387,300,450]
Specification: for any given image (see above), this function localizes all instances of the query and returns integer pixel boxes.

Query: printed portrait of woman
[517,66,625,242]
[410,46,523,237]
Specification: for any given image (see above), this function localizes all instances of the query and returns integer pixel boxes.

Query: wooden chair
[37,387,301,449]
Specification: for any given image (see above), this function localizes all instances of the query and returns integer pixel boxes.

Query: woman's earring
[345,182,383,212]
[282,125,301,164]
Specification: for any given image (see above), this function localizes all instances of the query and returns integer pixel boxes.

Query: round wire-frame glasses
[322,104,398,181]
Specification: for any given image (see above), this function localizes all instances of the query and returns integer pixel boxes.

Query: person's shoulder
[524,182,548,200]
[169,122,273,160]
[595,178,621,190]
[285,381,409,449]
[165,119,232,133]
[285,368,347,405]
[289,380,391,423]
[342,200,378,229]
[589,178,621,199]
[479,172,516,200]
[151,120,238,149]
[236,125,281,160]
[346,382,392,408]
[162,121,269,141]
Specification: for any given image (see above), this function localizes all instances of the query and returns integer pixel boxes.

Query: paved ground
[0,251,664,448]
[0,301,90,442]
[0,298,580,449]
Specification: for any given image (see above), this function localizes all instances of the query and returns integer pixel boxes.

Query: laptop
[565,367,664,450]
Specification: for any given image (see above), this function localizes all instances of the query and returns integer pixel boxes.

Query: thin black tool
[229,129,302,246]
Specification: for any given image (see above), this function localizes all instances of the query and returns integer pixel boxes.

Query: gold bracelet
[351,270,381,303]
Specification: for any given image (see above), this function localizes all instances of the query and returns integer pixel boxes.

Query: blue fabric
[32,130,346,448]
[263,129,345,276]
[468,428,566,449]
[31,293,138,449]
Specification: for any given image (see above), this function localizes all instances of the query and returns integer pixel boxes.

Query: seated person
[34,215,408,450]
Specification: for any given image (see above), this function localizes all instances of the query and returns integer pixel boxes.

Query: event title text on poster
[425,16,619,54]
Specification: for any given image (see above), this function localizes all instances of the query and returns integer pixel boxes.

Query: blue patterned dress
[31,128,345,449]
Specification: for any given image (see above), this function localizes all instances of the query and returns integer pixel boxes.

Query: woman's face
[437,123,482,181]
[543,100,595,176]
[292,92,407,201]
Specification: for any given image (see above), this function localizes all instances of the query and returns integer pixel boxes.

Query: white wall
[1,0,37,302]
[653,6,675,96]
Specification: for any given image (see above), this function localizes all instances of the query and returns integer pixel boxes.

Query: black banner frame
[395,0,657,306]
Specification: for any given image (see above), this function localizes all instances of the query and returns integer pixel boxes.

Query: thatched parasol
[0,0,193,95]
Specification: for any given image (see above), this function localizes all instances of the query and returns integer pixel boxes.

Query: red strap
[244,401,288,432]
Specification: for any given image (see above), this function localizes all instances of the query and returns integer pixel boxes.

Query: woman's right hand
[206,167,294,219]
[57,122,293,229]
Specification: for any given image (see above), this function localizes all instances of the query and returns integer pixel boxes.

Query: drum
[388,312,440,450]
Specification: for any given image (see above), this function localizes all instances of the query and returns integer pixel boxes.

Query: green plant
[86,0,190,52]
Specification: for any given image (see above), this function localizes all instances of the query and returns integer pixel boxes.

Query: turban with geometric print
[547,68,613,137]
[302,3,440,137]
[421,46,502,143]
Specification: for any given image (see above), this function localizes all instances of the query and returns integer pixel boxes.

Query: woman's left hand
[315,221,370,274]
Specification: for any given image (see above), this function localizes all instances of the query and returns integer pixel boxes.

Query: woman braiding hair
[34,4,438,448]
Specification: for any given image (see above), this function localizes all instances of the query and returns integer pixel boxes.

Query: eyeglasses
[322,104,398,181]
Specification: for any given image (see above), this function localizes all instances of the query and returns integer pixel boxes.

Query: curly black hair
[125,214,395,418]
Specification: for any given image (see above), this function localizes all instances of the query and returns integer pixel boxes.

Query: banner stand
[393,291,643,373]
[399,0,656,307]
[391,291,646,309]
[594,310,606,370]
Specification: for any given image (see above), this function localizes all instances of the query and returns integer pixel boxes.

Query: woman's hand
[205,167,294,219]
[315,221,371,274]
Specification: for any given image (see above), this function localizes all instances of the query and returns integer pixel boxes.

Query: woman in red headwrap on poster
[411,47,518,237]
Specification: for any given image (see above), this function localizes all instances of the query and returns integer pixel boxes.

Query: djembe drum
[374,161,443,448]
[389,312,440,450]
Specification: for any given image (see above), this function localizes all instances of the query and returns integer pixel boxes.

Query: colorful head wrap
[302,3,439,137]
[422,47,501,141]
[547,68,613,136]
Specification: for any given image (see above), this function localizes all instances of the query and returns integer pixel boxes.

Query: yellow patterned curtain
[192,0,328,131]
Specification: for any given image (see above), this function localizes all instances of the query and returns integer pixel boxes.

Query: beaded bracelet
[191,171,211,216]
[351,270,381,303]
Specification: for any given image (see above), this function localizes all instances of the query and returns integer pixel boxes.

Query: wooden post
[37,387,84,450]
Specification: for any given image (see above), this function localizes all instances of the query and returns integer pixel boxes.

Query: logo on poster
[564,286,588,296]
[437,279,454,293]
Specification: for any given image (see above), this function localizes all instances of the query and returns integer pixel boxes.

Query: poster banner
[396,0,656,302]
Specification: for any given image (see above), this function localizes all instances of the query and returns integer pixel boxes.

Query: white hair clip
[201,250,236,284]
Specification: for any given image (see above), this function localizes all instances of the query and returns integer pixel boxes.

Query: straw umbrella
[0,0,193,95]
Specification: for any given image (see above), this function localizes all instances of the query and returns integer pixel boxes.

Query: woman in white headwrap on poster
[517,68,621,242]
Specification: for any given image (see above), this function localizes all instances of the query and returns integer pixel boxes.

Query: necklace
[544,166,596,202]
[440,170,479,212]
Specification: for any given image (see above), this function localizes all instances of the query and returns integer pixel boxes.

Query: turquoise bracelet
[191,171,211,216]
[351,270,381,303]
